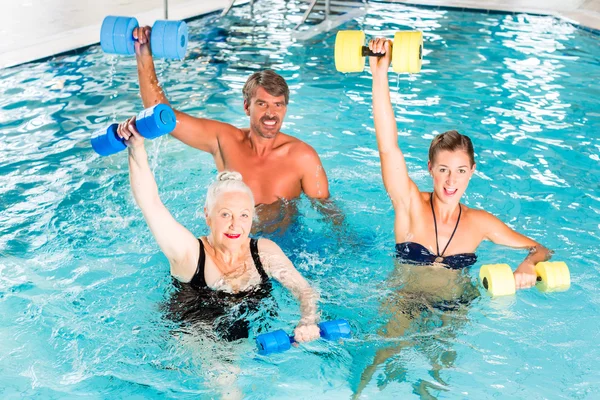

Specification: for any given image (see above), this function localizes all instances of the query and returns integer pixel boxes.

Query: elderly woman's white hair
[204,171,255,213]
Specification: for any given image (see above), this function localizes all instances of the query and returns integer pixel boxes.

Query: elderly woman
[117,115,321,343]
[354,39,553,396]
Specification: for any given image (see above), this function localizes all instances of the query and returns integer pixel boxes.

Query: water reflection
[0,0,598,397]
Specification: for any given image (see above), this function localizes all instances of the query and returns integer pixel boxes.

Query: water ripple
[0,0,598,397]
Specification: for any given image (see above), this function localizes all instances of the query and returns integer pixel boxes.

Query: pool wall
[1,0,598,69]
[0,0,249,69]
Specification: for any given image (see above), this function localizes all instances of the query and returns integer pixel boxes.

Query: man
[132,26,330,206]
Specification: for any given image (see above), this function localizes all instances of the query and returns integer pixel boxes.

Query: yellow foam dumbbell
[334,30,423,74]
[479,262,570,297]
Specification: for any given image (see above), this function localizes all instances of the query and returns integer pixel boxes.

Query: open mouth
[224,233,241,239]
[261,119,278,128]
[444,187,458,196]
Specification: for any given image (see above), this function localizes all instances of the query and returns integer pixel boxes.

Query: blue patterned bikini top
[395,242,477,269]
[395,194,478,269]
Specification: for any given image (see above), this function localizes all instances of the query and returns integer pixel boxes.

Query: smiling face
[244,86,287,139]
[205,191,254,250]
[428,150,476,204]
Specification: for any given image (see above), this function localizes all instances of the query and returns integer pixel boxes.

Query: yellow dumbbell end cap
[480,264,516,297]
[392,31,423,74]
[335,31,366,73]
[536,261,571,292]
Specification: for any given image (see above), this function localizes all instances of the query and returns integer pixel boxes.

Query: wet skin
[132,26,329,206]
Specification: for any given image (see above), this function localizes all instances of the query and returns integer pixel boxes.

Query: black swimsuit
[396,195,477,269]
[189,238,270,290]
[164,238,273,342]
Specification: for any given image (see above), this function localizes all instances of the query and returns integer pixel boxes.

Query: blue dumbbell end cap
[256,329,292,355]
[135,104,176,140]
[101,16,138,55]
[319,319,351,341]
[151,20,188,60]
[100,16,118,53]
[159,107,176,127]
[91,123,126,156]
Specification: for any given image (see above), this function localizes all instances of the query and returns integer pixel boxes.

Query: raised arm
[257,238,321,343]
[369,39,421,212]
[117,116,199,281]
[133,27,228,155]
[480,211,552,289]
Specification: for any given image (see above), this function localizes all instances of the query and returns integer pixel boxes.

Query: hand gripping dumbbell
[256,319,351,355]
[100,16,188,60]
[479,261,571,297]
[334,30,423,73]
[91,104,176,156]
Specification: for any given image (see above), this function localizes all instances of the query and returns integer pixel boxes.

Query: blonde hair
[204,171,255,213]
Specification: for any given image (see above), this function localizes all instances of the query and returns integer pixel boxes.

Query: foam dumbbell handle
[361,47,386,57]
[91,104,177,156]
[256,319,351,355]
[360,43,423,62]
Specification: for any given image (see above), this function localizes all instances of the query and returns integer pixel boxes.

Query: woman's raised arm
[118,117,198,281]
[369,38,421,213]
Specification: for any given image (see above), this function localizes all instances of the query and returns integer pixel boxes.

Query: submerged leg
[179,325,245,400]
[353,296,423,398]
[416,298,473,396]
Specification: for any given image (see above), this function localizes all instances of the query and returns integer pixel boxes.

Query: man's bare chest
[220,148,302,202]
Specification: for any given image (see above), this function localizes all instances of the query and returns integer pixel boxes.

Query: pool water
[1,1,599,398]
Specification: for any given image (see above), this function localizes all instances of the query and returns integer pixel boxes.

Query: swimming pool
[1,0,599,398]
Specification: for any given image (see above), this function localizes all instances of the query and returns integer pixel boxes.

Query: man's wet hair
[243,69,289,105]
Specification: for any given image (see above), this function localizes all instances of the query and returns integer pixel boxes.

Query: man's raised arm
[133,26,228,155]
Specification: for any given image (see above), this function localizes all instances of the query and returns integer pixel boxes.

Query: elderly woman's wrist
[128,143,146,154]
[298,315,318,327]
[127,145,147,164]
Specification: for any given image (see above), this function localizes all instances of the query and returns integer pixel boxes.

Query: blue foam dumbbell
[100,16,188,59]
[91,103,176,156]
[256,319,351,355]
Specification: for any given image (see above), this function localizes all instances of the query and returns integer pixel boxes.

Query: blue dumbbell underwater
[91,104,176,156]
[100,16,188,59]
[256,319,351,355]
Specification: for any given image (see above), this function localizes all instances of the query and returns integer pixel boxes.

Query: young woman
[354,38,552,397]
[368,37,550,283]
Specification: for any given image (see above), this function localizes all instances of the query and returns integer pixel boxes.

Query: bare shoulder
[462,206,504,234]
[256,237,284,254]
[223,125,250,141]
[278,133,320,161]
[464,206,496,221]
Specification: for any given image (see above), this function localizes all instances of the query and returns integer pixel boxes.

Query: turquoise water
[1,1,599,398]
